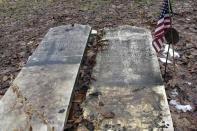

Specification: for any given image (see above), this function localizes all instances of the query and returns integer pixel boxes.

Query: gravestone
[0,24,91,131]
[81,26,174,130]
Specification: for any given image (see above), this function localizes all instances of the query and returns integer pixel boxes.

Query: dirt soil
[0,0,196,130]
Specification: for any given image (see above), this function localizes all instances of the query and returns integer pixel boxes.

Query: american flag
[152,0,172,52]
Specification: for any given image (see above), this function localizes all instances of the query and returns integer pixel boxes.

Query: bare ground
[0,0,196,130]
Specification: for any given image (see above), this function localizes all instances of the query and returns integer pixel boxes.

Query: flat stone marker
[0,24,91,131]
[82,26,174,130]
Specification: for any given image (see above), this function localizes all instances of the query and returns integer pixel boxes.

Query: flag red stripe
[152,0,171,52]
[153,42,159,52]
[154,23,171,36]
[156,21,171,30]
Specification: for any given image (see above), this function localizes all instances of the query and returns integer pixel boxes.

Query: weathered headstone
[82,26,174,130]
[0,24,91,131]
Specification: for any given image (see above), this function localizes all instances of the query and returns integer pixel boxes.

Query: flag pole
[164,43,170,82]
[164,0,173,81]
[168,0,176,85]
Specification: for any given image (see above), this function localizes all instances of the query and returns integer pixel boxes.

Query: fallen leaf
[101,111,115,119]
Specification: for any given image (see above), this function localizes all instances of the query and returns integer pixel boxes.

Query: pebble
[2,76,8,82]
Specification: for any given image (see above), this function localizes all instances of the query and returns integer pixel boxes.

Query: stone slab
[82,26,174,131]
[0,24,91,131]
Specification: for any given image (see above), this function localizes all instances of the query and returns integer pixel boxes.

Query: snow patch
[186,82,192,85]
[163,44,180,58]
[169,100,192,112]
[91,30,97,35]
[170,88,178,97]
[169,100,177,106]
[175,105,192,112]
[159,57,172,63]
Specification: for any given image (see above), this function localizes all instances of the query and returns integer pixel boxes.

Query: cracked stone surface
[81,26,174,131]
[0,24,91,131]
